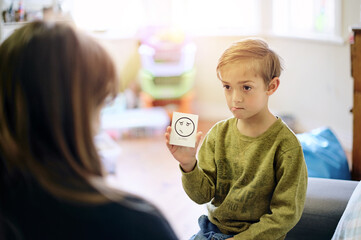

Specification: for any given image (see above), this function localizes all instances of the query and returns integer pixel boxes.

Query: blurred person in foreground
[0,20,178,240]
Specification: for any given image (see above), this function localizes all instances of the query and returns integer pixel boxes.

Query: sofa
[286,177,359,240]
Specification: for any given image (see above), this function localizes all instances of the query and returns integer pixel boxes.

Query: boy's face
[219,62,274,121]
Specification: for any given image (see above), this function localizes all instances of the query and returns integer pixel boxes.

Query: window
[72,0,146,36]
[70,0,342,42]
[271,0,342,43]
[72,0,260,37]
[174,0,260,36]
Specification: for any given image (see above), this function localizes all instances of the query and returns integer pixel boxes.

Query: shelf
[3,21,29,26]
[1,21,27,42]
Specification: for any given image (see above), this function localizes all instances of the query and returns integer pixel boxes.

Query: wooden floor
[105,120,217,240]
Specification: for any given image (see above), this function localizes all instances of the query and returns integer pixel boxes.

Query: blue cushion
[297,127,351,180]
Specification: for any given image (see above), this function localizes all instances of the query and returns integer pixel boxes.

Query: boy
[165,38,308,240]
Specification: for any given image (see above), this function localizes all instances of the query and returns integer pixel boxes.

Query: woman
[0,21,178,240]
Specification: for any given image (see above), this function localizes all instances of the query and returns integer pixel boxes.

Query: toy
[137,26,196,116]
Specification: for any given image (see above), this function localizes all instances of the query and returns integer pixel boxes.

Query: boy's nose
[233,91,243,103]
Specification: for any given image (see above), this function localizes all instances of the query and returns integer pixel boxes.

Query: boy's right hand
[165,126,202,172]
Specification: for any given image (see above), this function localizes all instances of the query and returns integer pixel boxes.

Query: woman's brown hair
[0,21,118,203]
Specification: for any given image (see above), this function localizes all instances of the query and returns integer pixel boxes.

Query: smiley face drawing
[174,117,195,137]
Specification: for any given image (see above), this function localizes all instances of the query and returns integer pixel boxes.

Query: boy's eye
[223,85,231,90]
[186,122,190,126]
[180,121,183,125]
[243,86,252,91]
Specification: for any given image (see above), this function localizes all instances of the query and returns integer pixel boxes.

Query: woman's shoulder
[91,195,178,239]
[1,180,178,240]
[106,194,164,218]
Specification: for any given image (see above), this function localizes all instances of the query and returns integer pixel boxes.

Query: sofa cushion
[286,177,359,240]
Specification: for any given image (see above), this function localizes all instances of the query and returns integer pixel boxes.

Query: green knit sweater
[182,117,308,240]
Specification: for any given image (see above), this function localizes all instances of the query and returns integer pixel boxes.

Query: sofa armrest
[286,177,359,240]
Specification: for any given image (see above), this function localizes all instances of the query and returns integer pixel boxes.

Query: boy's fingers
[166,126,172,133]
[196,131,203,141]
[195,131,203,148]
[165,126,172,140]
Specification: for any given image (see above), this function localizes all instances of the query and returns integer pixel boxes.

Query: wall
[190,0,360,151]
[98,0,360,151]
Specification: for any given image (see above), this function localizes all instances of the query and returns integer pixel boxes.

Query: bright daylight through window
[55,0,341,42]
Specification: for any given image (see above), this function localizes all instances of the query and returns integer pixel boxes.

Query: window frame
[268,0,343,44]
[70,0,344,44]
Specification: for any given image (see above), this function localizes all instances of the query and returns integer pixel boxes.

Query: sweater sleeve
[233,146,308,240]
[181,129,217,204]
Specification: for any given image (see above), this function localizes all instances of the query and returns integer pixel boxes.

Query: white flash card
[169,112,199,148]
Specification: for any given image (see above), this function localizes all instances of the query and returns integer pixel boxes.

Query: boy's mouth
[231,107,244,111]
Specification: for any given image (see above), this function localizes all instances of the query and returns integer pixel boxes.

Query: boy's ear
[266,77,280,96]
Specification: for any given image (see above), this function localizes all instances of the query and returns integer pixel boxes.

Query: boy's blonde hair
[216,38,284,85]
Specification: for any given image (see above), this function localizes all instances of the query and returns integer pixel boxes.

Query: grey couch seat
[286,177,359,240]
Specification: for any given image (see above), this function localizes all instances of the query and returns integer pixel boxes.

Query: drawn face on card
[174,117,195,137]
